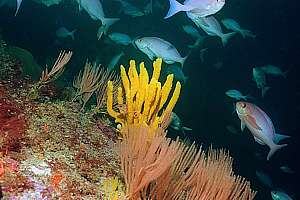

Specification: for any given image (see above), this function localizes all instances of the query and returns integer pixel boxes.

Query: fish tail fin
[97,18,119,40]
[164,0,190,19]
[267,143,287,160]
[274,133,291,144]
[240,29,256,39]
[200,48,208,62]
[262,86,271,97]
[102,17,120,28]
[14,0,22,16]
[180,52,190,68]
[69,29,77,40]
[182,126,192,131]
[144,0,153,14]
[183,76,189,84]
[221,32,236,46]
[188,38,204,49]
[187,44,195,49]
[244,94,255,101]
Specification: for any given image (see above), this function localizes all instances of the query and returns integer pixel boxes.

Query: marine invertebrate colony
[107,58,181,135]
[107,58,256,200]
[73,60,121,111]
[28,50,72,100]
[117,125,257,200]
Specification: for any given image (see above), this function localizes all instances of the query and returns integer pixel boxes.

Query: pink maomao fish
[236,102,289,160]
[164,0,225,19]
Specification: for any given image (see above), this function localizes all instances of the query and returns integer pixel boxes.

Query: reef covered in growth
[0,40,122,199]
[0,37,256,199]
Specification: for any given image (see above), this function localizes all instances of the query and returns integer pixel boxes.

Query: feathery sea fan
[116,125,257,200]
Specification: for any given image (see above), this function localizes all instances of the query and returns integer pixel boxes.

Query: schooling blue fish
[186,14,236,46]
[271,190,294,200]
[221,18,256,39]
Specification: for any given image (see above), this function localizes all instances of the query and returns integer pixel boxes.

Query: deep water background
[1,0,299,199]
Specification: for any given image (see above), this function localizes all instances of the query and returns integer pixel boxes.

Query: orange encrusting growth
[51,172,64,188]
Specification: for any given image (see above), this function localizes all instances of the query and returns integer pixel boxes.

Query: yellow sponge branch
[165,81,181,113]
[107,81,120,119]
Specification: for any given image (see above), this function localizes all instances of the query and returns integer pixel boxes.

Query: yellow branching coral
[107,58,181,134]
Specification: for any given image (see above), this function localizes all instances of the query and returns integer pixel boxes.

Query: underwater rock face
[0,53,123,199]
[0,85,27,152]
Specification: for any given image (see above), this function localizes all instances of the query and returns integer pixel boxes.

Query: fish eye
[241,103,246,108]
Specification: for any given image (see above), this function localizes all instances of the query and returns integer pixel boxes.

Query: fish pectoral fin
[245,115,262,130]
[145,47,156,60]
[166,44,175,50]
[254,136,265,145]
[78,0,82,11]
[240,121,245,132]
[182,126,192,131]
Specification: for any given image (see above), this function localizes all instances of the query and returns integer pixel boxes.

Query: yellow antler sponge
[107,58,181,135]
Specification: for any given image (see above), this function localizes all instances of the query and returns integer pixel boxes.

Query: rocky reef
[0,40,122,199]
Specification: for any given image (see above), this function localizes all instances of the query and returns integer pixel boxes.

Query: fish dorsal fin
[241,120,246,132]
[254,136,264,145]
[245,115,262,130]
[78,0,82,11]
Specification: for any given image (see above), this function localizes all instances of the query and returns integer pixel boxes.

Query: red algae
[0,88,27,152]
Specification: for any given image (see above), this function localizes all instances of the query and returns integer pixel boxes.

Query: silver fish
[164,0,225,19]
[221,18,255,39]
[260,65,287,78]
[279,166,294,174]
[256,171,273,188]
[164,64,188,84]
[107,52,125,72]
[182,25,206,49]
[76,0,119,39]
[225,89,249,100]
[113,0,145,17]
[253,67,271,97]
[108,32,132,46]
[271,190,293,200]
[187,14,236,46]
[134,37,188,68]
[56,27,76,40]
[225,125,238,135]
[170,112,192,134]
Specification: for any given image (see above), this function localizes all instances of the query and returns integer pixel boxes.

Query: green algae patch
[6,46,42,80]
